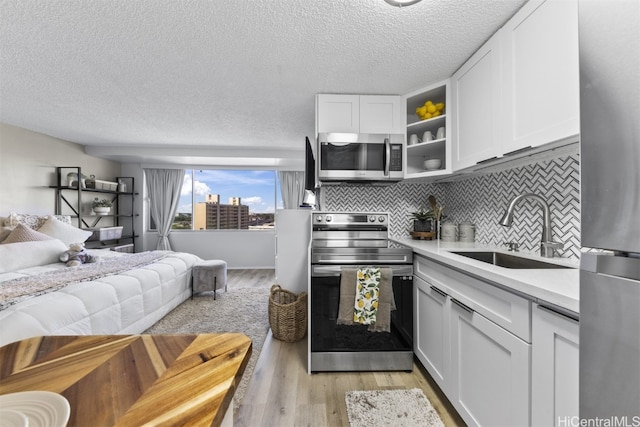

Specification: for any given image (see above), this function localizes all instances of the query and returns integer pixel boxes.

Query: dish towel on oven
[353,267,381,325]
[337,267,394,332]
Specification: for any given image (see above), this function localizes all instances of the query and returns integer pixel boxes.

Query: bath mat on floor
[345,388,445,427]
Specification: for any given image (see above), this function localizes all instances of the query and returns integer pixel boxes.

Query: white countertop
[391,238,580,315]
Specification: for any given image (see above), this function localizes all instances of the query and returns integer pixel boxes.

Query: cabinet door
[531,304,579,427]
[316,94,360,133]
[359,95,404,133]
[451,32,503,170]
[450,303,531,427]
[414,276,450,392]
[501,0,579,153]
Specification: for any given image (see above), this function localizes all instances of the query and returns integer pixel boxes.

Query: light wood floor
[228,269,465,427]
[227,268,278,290]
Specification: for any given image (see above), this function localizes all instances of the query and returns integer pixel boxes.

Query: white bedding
[0,249,203,346]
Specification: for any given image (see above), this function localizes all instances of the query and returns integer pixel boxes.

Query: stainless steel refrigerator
[578,0,640,419]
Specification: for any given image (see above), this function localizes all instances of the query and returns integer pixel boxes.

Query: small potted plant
[92,198,112,215]
[410,207,434,232]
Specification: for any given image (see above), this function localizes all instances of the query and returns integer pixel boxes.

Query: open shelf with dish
[406,139,447,174]
[404,79,452,179]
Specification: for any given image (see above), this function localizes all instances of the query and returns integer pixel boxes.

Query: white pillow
[37,216,93,246]
[0,240,68,273]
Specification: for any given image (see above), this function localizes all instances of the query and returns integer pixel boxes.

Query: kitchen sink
[450,251,572,269]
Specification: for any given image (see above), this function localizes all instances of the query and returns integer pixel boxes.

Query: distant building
[194,194,249,230]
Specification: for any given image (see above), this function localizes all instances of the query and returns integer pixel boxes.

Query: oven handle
[311,264,413,277]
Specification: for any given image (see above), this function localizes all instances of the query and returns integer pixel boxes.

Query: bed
[0,214,202,347]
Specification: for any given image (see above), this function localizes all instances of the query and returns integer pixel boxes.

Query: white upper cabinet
[316,94,403,134]
[316,94,360,133]
[451,0,579,172]
[501,0,580,154]
[359,95,405,133]
[451,32,503,170]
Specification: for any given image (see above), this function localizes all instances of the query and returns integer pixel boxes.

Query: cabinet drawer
[415,255,531,342]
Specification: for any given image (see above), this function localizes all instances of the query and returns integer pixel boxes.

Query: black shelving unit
[50,166,138,252]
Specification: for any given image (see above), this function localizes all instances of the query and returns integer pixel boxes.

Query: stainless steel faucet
[499,193,564,258]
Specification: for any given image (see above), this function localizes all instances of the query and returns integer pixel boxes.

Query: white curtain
[144,168,185,251]
[278,171,305,209]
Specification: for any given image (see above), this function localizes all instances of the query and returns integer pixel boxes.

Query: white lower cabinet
[450,302,531,426]
[414,276,450,392]
[414,255,532,426]
[531,304,579,426]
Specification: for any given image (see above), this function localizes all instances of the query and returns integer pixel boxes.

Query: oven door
[310,264,414,356]
[318,133,404,181]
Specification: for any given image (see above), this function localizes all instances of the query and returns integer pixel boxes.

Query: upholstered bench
[192,260,227,299]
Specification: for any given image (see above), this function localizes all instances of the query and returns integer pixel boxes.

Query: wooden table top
[0,333,252,427]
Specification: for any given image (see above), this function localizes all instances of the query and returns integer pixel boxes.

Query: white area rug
[345,388,445,427]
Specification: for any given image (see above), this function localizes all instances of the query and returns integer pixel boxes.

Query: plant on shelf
[92,198,112,215]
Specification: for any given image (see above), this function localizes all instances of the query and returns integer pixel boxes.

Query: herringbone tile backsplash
[321,153,580,259]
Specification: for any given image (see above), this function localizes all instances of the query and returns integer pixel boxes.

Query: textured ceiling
[0,0,527,167]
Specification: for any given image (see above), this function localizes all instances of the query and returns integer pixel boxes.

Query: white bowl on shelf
[423,159,442,170]
[93,207,111,215]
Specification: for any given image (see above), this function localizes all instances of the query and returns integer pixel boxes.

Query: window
[165,169,281,231]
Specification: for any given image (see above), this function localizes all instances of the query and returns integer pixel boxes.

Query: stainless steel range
[309,212,414,372]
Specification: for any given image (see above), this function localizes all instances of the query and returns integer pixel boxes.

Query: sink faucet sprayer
[499,193,564,258]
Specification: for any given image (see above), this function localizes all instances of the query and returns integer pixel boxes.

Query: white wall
[143,230,275,269]
[0,123,121,216]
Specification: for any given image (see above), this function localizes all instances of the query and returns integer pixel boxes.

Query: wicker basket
[268,284,308,343]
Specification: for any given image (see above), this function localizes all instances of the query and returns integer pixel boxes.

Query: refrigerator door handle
[596,255,640,282]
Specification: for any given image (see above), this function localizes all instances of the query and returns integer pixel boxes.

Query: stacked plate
[0,391,70,427]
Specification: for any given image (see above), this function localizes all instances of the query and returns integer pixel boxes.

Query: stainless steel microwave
[317,133,404,182]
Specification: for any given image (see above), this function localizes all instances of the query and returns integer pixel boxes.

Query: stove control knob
[325,215,332,222]
[369,216,376,222]
[315,215,323,222]
[378,216,386,223]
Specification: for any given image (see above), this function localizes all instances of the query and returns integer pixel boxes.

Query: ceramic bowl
[423,159,441,170]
